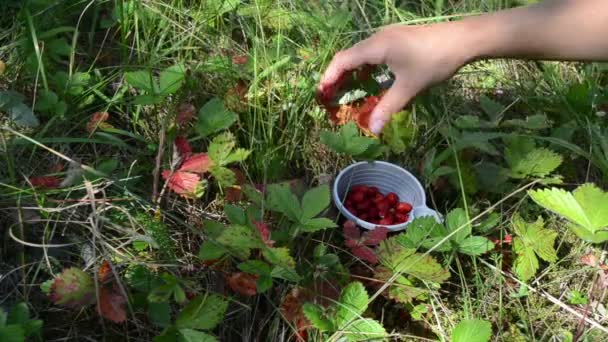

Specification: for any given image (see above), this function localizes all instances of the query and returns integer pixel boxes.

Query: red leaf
[361,226,388,246]
[29,176,62,189]
[179,153,213,174]
[227,272,258,296]
[174,136,192,156]
[86,112,112,133]
[343,220,360,240]
[281,287,310,322]
[254,221,275,247]
[162,170,201,195]
[345,239,359,249]
[176,103,196,126]
[581,253,599,267]
[97,286,127,323]
[225,80,249,112]
[351,246,379,265]
[232,55,248,65]
[98,260,112,284]
[226,168,246,203]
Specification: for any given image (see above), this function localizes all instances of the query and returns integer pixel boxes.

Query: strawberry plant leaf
[270,266,301,282]
[398,217,448,250]
[375,270,428,303]
[300,217,337,232]
[302,303,334,332]
[197,241,227,261]
[266,184,302,222]
[238,260,271,275]
[512,214,557,281]
[148,302,171,327]
[178,329,217,342]
[6,303,29,325]
[362,226,388,245]
[217,225,264,250]
[457,236,494,256]
[343,318,387,341]
[262,247,295,268]
[378,237,450,283]
[208,132,236,164]
[529,184,608,242]
[227,272,258,296]
[452,319,492,342]
[0,325,24,342]
[125,70,154,92]
[507,147,562,179]
[224,204,247,225]
[196,98,238,137]
[179,154,214,174]
[320,122,377,156]
[98,286,127,323]
[480,95,505,122]
[350,246,379,264]
[49,268,95,308]
[335,282,368,328]
[210,166,236,187]
[133,94,162,105]
[223,148,251,165]
[202,220,225,239]
[176,294,228,330]
[301,184,331,219]
[446,208,471,244]
[159,64,185,95]
[382,110,416,154]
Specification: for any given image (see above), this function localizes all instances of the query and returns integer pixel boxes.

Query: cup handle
[411,206,443,223]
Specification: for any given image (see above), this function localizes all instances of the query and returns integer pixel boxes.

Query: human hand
[319,23,473,134]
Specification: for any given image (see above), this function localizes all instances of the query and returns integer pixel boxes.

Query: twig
[479,258,608,335]
[152,118,168,203]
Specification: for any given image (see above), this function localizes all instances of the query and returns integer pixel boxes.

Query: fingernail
[370,118,386,135]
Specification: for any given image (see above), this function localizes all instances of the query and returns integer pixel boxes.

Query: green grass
[2,0,608,341]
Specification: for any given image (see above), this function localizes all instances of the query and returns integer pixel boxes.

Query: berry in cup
[344,185,412,225]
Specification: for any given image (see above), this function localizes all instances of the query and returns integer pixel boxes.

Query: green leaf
[336,282,368,328]
[238,260,271,275]
[223,148,251,164]
[126,265,155,293]
[176,294,228,330]
[159,64,185,95]
[217,225,264,250]
[133,94,162,105]
[529,184,608,242]
[398,216,448,251]
[256,274,273,292]
[480,95,505,122]
[452,319,492,342]
[302,303,334,332]
[458,236,494,256]
[343,318,387,341]
[0,325,25,342]
[382,110,417,153]
[377,237,450,283]
[125,70,154,92]
[23,319,42,337]
[507,147,562,179]
[49,267,96,307]
[300,217,337,232]
[178,329,217,342]
[208,132,236,164]
[196,98,238,137]
[202,220,225,239]
[148,301,172,327]
[320,122,377,156]
[502,114,550,130]
[0,91,25,108]
[210,166,237,187]
[512,214,557,281]
[9,102,39,127]
[7,303,29,325]
[35,90,59,111]
[301,184,331,219]
[270,266,301,282]
[266,184,302,222]
[224,204,247,225]
[198,241,227,261]
[0,308,6,327]
[262,247,295,268]
[446,208,471,244]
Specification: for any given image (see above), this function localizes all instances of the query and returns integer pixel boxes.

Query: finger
[319,40,375,89]
[368,79,418,135]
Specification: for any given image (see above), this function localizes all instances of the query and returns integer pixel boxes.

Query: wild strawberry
[373,193,384,204]
[386,192,399,206]
[379,217,394,225]
[377,201,390,213]
[359,213,370,222]
[368,186,379,195]
[345,205,357,216]
[368,207,379,219]
[356,200,371,211]
[395,213,409,223]
[396,202,413,214]
[351,191,365,203]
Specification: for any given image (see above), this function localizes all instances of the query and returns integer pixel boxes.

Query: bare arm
[320,0,608,134]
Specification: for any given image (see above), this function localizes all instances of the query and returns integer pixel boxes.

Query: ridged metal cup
[333,161,442,231]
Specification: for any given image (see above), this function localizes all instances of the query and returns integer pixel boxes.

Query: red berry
[368,207,379,219]
[352,185,368,193]
[379,217,394,225]
[386,192,399,206]
[373,193,384,204]
[356,200,371,211]
[351,191,365,203]
[346,205,357,215]
[377,200,390,213]
[359,213,370,221]
[395,213,409,223]
[396,202,413,214]
[368,186,379,195]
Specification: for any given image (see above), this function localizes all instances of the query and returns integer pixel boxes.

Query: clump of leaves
[47,267,96,308]
[303,282,386,341]
[504,136,562,180]
[0,303,43,341]
[136,212,176,258]
[266,183,336,233]
[398,209,494,256]
[155,293,229,342]
[0,90,38,127]
[320,122,387,160]
[511,214,558,282]
[343,221,388,265]
[124,64,186,105]
[374,235,450,304]
[381,110,417,154]
[529,183,608,243]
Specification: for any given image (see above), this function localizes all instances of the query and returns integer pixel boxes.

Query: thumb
[368,80,417,135]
